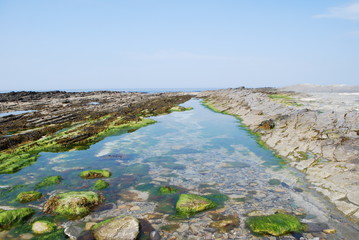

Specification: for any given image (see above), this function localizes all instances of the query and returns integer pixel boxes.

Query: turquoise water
[1,99,355,239]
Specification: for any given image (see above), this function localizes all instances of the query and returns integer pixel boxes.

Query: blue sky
[0,0,358,90]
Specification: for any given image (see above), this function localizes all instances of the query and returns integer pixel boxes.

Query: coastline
[197,88,359,222]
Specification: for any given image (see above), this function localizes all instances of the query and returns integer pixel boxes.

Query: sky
[0,0,358,91]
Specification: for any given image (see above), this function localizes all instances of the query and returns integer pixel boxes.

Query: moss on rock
[0,208,35,230]
[16,191,42,203]
[169,106,193,112]
[247,213,304,236]
[159,186,178,194]
[43,191,102,219]
[80,169,111,179]
[176,194,216,216]
[35,176,62,189]
[32,220,57,234]
[93,180,109,190]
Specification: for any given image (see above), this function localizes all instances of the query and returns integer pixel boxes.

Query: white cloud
[314,2,359,20]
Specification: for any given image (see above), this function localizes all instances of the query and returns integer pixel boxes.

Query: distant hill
[281,84,359,93]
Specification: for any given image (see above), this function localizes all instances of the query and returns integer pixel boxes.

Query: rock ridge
[198,88,359,220]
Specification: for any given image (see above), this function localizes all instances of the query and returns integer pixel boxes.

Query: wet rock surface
[198,87,359,221]
[92,216,139,240]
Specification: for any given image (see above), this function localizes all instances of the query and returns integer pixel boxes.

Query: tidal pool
[0,99,358,239]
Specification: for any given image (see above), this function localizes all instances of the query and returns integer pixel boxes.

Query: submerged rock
[16,191,42,203]
[93,180,109,190]
[209,214,240,232]
[35,176,62,189]
[159,186,178,194]
[32,220,56,234]
[246,213,303,236]
[43,191,102,219]
[92,216,139,240]
[80,169,111,179]
[176,194,216,216]
[0,208,35,230]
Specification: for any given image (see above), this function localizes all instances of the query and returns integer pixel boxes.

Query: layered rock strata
[199,88,359,220]
[0,91,192,173]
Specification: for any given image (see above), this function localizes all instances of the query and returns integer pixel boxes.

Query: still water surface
[0,99,357,239]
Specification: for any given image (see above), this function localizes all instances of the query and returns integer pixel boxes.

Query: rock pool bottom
[0,99,358,239]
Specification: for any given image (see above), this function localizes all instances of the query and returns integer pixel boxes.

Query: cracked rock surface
[198,87,359,220]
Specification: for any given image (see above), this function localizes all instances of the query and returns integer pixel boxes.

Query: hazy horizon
[1,1,358,91]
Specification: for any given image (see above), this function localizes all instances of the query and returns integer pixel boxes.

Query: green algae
[176,194,217,216]
[0,208,35,230]
[169,106,193,112]
[0,117,156,174]
[268,94,303,107]
[79,169,111,179]
[159,186,178,194]
[16,191,42,203]
[205,193,229,207]
[35,176,62,189]
[43,191,102,219]
[33,229,66,240]
[247,213,304,236]
[92,179,109,190]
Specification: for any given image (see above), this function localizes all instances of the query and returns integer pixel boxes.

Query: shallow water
[1,99,358,239]
[0,110,34,118]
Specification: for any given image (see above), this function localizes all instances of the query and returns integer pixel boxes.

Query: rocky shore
[0,91,192,173]
[198,87,359,221]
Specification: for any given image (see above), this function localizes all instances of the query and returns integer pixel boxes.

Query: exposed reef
[198,87,359,220]
[0,91,192,173]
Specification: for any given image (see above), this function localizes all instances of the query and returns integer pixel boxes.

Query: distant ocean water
[0,88,220,94]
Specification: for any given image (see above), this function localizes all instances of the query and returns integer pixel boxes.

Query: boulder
[32,220,56,234]
[93,216,139,240]
[80,170,111,179]
[176,194,216,216]
[246,213,303,236]
[16,191,42,203]
[43,191,102,219]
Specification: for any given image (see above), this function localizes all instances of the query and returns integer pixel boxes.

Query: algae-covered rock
[93,216,139,240]
[247,213,303,236]
[93,180,109,190]
[43,191,102,219]
[16,191,42,203]
[32,220,57,234]
[80,169,111,179]
[176,194,216,216]
[209,214,240,232]
[0,208,35,230]
[35,176,62,189]
[159,186,178,194]
[169,106,193,112]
